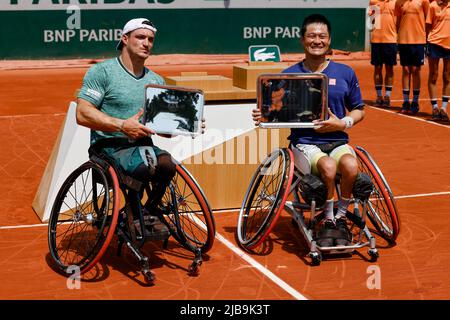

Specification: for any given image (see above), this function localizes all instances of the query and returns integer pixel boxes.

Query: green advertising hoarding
[0,1,369,59]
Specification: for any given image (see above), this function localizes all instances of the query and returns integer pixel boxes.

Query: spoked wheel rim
[48,162,119,274]
[355,147,400,243]
[237,148,294,249]
[160,164,215,253]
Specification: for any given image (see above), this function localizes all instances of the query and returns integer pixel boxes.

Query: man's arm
[76,98,154,140]
[422,0,430,20]
[394,0,404,32]
[314,108,365,133]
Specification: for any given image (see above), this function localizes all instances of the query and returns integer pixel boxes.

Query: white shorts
[292,143,356,176]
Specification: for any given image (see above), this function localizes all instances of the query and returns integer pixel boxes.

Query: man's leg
[335,154,358,220]
[145,153,177,212]
[316,156,337,222]
[428,57,440,119]
[401,66,411,113]
[374,65,384,107]
[440,58,450,121]
[410,65,422,114]
[384,64,394,107]
[327,146,358,246]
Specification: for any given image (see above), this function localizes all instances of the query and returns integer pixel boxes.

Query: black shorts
[427,43,450,59]
[398,44,425,66]
[370,43,397,66]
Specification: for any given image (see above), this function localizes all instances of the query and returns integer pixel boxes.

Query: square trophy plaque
[257,73,328,128]
[142,84,204,137]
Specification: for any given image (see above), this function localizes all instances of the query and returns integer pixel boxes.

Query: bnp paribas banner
[0,0,369,59]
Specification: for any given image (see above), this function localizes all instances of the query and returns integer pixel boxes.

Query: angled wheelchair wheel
[48,161,120,275]
[355,147,400,243]
[237,148,294,250]
[160,163,215,253]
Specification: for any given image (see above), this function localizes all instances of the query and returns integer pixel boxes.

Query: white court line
[394,191,450,200]
[369,105,450,129]
[0,223,48,230]
[0,113,65,119]
[213,231,308,300]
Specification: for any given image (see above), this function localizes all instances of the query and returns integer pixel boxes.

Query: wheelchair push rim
[160,163,216,253]
[237,148,294,249]
[355,147,400,243]
[47,161,120,275]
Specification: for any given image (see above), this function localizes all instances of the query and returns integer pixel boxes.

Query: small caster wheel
[368,249,379,262]
[310,252,322,266]
[142,270,155,285]
[188,259,202,276]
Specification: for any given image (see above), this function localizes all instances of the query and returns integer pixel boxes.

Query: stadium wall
[0,0,370,59]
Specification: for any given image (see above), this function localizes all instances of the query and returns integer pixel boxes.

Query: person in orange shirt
[426,0,450,121]
[369,0,398,108]
[395,0,430,115]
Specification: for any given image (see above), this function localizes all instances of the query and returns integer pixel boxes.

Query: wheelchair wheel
[354,147,400,243]
[160,163,215,253]
[237,148,294,250]
[48,161,120,275]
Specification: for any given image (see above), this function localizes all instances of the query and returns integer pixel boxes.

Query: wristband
[342,116,354,129]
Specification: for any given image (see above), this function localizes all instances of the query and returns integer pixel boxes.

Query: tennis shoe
[335,217,352,247]
[400,101,410,114]
[316,219,336,248]
[410,101,419,115]
[439,109,449,121]
[374,96,384,107]
[383,96,391,108]
[432,108,440,121]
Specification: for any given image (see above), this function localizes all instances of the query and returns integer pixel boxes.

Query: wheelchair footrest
[134,216,170,242]
[315,220,353,248]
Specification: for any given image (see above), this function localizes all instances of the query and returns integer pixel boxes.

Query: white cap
[116,18,157,50]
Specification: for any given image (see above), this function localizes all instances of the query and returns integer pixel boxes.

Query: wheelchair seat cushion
[298,174,328,207]
[352,173,374,201]
[317,140,347,154]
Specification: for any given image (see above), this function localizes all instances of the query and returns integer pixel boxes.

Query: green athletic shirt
[77,57,165,145]
[77,57,166,174]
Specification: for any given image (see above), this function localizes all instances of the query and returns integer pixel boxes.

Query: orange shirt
[426,1,450,49]
[395,0,430,44]
[370,0,398,43]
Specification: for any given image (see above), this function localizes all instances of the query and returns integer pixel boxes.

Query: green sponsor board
[1,0,369,10]
[0,8,366,59]
[249,45,281,62]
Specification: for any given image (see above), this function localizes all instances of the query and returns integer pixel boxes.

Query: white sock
[442,96,449,111]
[336,197,351,220]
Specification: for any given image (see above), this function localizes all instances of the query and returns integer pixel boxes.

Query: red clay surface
[1,52,449,300]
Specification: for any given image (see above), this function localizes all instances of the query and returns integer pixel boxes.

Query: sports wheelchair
[236,145,400,265]
[47,138,216,284]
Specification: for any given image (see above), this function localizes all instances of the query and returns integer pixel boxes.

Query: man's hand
[201,117,206,134]
[121,108,155,139]
[314,108,346,133]
[252,109,262,126]
[156,117,206,139]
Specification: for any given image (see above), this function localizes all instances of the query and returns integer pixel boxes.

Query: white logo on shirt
[86,88,101,99]
[329,78,336,85]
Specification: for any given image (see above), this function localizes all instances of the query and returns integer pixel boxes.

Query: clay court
[1,51,450,301]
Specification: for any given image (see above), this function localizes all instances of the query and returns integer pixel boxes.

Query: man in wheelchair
[76,18,177,240]
[252,14,366,248]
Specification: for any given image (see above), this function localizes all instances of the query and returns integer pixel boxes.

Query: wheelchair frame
[236,146,400,266]
[47,150,215,284]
